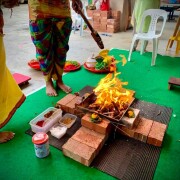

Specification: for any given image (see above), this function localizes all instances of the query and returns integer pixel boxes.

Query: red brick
[117,124,136,138]
[94,26,101,31]
[62,138,96,166]
[100,27,107,32]
[101,18,108,23]
[107,23,120,29]
[100,11,111,18]
[111,10,120,19]
[93,21,100,26]
[81,113,111,135]
[147,121,167,147]
[66,96,82,114]
[72,127,106,154]
[93,10,101,16]
[107,18,119,25]
[57,94,76,105]
[134,117,153,143]
[56,94,76,112]
[88,19,93,25]
[107,24,114,29]
[106,27,120,33]
[87,9,94,17]
[101,22,107,27]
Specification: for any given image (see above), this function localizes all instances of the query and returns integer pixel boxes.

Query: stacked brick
[81,113,111,135]
[57,93,167,167]
[118,117,167,147]
[87,9,120,33]
[62,126,108,166]
[59,94,112,166]
[56,94,83,117]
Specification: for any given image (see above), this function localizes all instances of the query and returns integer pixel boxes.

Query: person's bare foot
[57,80,72,94]
[0,132,15,143]
[46,79,57,96]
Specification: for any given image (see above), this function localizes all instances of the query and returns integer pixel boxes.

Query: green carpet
[0,49,180,180]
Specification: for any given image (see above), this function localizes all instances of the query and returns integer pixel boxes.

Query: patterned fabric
[29,17,72,81]
[28,0,71,20]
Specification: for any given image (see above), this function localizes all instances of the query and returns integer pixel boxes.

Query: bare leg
[133,39,139,51]
[144,40,148,52]
[56,75,72,93]
[132,17,139,51]
[46,79,57,96]
[0,132,15,143]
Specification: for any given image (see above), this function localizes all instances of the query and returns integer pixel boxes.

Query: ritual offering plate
[64,60,81,72]
[83,49,116,73]
[28,59,40,71]
[83,62,113,73]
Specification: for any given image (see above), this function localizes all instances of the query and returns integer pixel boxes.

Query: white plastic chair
[73,2,92,36]
[128,9,168,66]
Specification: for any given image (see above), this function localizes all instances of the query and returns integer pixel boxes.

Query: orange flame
[93,71,132,111]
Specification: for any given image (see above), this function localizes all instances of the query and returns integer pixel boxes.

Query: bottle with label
[32,132,50,158]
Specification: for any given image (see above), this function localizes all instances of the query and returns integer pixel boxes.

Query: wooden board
[13,73,31,86]
[168,77,180,90]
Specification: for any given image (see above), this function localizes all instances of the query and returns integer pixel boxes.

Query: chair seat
[135,33,160,40]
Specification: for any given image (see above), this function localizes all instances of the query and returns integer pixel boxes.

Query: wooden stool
[13,73,31,86]
[168,77,180,90]
[166,16,180,54]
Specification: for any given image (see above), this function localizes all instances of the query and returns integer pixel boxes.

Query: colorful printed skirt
[29,17,72,81]
[0,35,25,128]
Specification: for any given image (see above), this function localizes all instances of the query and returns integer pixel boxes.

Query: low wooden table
[12,73,31,86]
[168,77,180,90]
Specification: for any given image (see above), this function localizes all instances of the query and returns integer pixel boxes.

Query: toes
[47,91,57,97]
[0,132,15,143]
[66,87,72,93]
[61,86,72,93]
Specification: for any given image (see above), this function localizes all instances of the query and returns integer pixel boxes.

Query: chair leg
[156,39,159,59]
[80,18,84,36]
[128,38,137,61]
[166,39,172,51]
[152,38,158,66]
[74,20,77,34]
[140,40,145,55]
[175,41,180,54]
[140,40,148,55]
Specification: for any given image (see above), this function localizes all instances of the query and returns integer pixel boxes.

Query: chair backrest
[75,1,92,20]
[138,9,168,37]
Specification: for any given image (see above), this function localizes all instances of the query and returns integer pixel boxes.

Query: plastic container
[59,113,77,128]
[86,57,97,68]
[29,107,62,133]
[32,132,50,158]
[50,124,67,139]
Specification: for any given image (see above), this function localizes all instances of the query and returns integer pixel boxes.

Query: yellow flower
[103,56,113,65]
[127,110,135,118]
[91,113,98,119]
[99,49,109,58]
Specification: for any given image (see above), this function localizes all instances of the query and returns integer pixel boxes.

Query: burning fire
[89,71,133,119]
